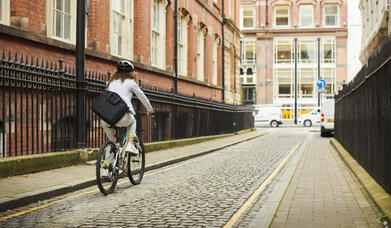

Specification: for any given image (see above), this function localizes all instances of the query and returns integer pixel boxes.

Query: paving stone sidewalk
[0,128,270,211]
[269,138,383,228]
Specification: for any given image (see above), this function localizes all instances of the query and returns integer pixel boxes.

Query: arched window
[240,68,244,75]
[246,68,253,75]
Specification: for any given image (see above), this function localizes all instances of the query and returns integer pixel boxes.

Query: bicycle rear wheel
[127,139,145,185]
[96,141,119,195]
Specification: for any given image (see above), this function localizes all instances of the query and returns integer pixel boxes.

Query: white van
[320,99,335,137]
[254,106,283,127]
[298,108,321,127]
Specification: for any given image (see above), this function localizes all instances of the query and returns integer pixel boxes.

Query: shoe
[101,169,111,181]
[125,143,138,156]
[104,148,114,166]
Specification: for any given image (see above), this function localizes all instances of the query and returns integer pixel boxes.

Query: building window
[241,7,254,28]
[112,0,124,56]
[242,87,256,105]
[53,0,72,40]
[241,41,256,64]
[274,40,293,64]
[275,6,289,28]
[178,16,188,76]
[300,5,313,27]
[324,5,339,27]
[197,27,205,81]
[0,0,10,25]
[322,39,336,63]
[151,0,166,68]
[111,0,133,58]
[46,0,76,43]
[212,38,219,85]
[299,40,315,63]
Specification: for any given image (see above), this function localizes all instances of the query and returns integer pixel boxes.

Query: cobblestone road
[0,128,306,227]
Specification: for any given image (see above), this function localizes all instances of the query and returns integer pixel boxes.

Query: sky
[347,0,363,82]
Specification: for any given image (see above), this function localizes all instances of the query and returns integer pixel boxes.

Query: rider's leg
[125,115,137,154]
[101,120,116,143]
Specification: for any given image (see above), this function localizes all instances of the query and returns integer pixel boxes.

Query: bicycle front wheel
[127,139,145,185]
[96,141,119,195]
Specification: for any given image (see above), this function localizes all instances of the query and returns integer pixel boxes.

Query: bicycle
[96,125,145,195]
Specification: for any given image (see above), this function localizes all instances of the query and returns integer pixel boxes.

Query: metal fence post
[76,0,86,148]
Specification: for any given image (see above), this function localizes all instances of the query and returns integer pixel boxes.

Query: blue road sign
[317,79,326,89]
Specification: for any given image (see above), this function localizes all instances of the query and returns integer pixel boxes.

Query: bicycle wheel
[127,139,145,185]
[96,141,119,195]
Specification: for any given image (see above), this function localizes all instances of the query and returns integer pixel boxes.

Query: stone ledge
[330,138,391,221]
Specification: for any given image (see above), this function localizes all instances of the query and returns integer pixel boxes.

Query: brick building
[0,0,241,104]
[239,0,348,118]
[0,0,250,157]
[358,0,390,64]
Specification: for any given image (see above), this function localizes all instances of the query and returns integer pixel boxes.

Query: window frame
[212,37,219,85]
[177,16,188,76]
[0,0,10,25]
[274,6,290,28]
[324,4,339,27]
[240,7,255,29]
[110,0,134,59]
[196,27,205,81]
[46,0,76,44]
[299,5,313,28]
[241,40,256,65]
[151,0,166,68]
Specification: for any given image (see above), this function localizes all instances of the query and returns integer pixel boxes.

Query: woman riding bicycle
[102,60,154,155]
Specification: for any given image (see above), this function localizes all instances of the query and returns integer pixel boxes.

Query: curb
[330,138,391,222]
[0,129,267,213]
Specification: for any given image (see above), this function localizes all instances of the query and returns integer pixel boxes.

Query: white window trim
[324,4,339,27]
[274,6,290,28]
[212,38,219,85]
[299,5,313,28]
[240,7,255,29]
[197,27,205,81]
[46,0,77,44]
[241,40,256,65]
[178,15,188,76]
[110,0,133,59]
[151,0,167,69]
[0,0,10,25]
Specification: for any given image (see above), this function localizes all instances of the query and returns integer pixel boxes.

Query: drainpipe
[221,0,225,103]
[172,0,178,139]
[266,0,269,25]
[174,0,178,95]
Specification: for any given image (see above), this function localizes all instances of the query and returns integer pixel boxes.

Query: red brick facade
[1,0,241,103]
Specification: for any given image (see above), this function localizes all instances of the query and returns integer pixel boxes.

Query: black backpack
[91,90,129,126]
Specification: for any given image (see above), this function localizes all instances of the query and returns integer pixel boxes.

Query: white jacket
[107,79,153,115]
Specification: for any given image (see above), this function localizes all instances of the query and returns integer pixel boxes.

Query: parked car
[254,106,283,128]
[298,108,321,127]
[320,99,335,137]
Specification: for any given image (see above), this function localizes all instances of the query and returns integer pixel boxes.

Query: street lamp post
[76,0,86,148]
[294,38,298,125]
[317,37,321,107]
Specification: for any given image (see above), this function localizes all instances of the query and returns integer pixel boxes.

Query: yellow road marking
[0,189,98,222]
[223,140,302,228]
[0,129,277,222]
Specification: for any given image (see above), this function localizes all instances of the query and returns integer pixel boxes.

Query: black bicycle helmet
[117,60,135,73]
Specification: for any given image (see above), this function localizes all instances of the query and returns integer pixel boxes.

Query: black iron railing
[335,36,391,194]
[0,50,254,157]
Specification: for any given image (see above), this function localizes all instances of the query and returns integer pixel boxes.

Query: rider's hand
[147,111,154,116]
